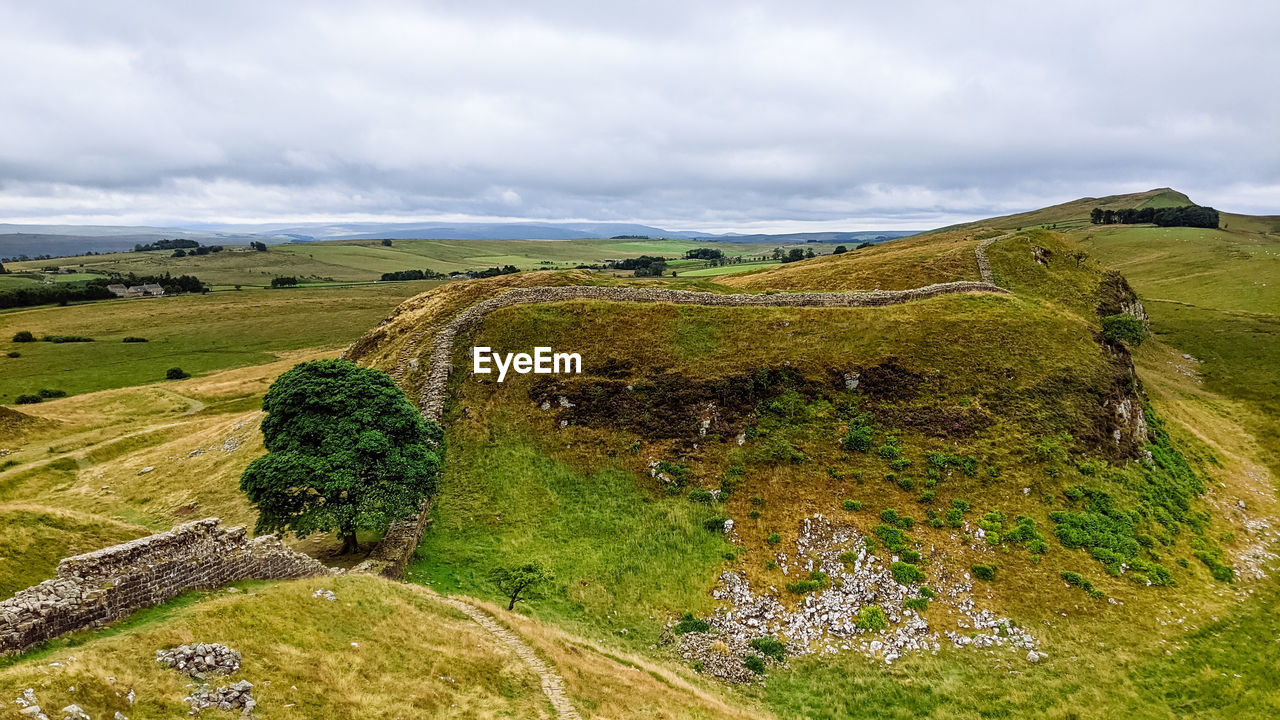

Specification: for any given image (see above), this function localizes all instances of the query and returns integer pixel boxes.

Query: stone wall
[0,518,333,653]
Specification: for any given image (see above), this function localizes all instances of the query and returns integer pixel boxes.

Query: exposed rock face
[1098,271,1150,330]
[0,518,334,653]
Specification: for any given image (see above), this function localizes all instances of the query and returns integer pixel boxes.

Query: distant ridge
[934,188,1196,232]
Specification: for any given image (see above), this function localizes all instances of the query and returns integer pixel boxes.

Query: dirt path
[432,594,583,720]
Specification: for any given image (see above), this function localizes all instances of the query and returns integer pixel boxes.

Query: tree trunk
[507,595,516,611]
[340,530,359,555]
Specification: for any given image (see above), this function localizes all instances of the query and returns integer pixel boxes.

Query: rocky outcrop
[0,518,334,653]
[1098,271,1150,329]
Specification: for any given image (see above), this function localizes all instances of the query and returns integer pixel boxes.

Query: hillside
[938,188,1195,233]
[1,201,1276,719]
[339,224,1278,717]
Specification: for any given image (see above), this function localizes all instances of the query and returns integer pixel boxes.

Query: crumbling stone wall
[0,518,333,653]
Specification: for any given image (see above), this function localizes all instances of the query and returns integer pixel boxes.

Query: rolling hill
[1,191,1277,719]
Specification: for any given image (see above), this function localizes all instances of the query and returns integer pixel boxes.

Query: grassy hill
[1,192,1276,719]
[937,188,1195,233]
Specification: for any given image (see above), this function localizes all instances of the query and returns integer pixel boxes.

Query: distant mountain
[0,224,296,259]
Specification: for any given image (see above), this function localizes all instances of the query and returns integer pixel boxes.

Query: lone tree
[490,562,553,610]
[239,359,443,554]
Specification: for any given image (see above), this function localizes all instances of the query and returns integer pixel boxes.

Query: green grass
[756,575,1280,719]
[678,260,782,277]
[408,420,734,648]
[0,283,437,401]
[7,238,783,287]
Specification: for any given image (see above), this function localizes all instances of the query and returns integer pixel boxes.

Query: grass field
[5,237,786,288]
[0,282,439,402]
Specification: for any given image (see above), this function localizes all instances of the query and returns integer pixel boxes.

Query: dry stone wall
[0,518,333,653]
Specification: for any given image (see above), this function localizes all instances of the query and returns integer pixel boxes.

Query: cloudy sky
[0,0,1276,232]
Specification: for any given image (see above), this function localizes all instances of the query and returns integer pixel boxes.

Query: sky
[0,0,1276,232]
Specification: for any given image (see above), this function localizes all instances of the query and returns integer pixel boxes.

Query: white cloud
[0,0,1276,230]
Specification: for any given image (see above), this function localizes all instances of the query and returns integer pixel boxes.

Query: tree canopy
[239,359,444,553]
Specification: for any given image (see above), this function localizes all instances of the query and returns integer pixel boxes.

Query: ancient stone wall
[0,518,333,653]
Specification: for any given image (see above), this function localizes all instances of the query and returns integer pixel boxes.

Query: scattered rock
[156,642,242,678]
[138,467,154,475]
[312,588,337,602]
[60,705,89,720]
[185,680,256,715]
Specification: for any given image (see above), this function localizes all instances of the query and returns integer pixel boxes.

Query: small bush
[786,571,827,595]
[900,549,921,563]
[918,586,936,598]
[971,564,996,581]
[875,524,908,553]
[36,388,66,398]
[888,457,912,471]
[166,367,190,380]
[903,597,929,612]
[688,488,715,503]
[748,637,787,662]
[1101,313,1146,347]
[748,510,761,519]
[703,516,728,531]
[896,475,915,491]
[766,532,782,545]
[122,336,148,343]
[15,394,43,404]
[877,444,901,459]
[842,499,862,511]
[5,351,19,358]
[842,424,874,452]
[1061,571,1105,599]
[674,612,711,634]
[891,561,925,584]
[856,605,888,632]
[945,508,963,528]
[12,331,35,342]
[880,508,900,524]
[43,335,93,343]
[838,551,858,567]
[743,654,767,675]
[895,516,915,530]
[918,490,936,503]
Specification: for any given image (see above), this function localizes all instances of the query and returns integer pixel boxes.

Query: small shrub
[166,367,190,380]
[749,636,787,662]
[688,488,715,503]
[875,524,908,553]
[842,424,874,452]
[5,351,19,358]
[895,516,915,530]
[918,490,936,503]
[750,496,765,507]
[748,510,761,519]
[945,508,963,528]
[877,443,901,459]
[673,612,711,634]
[15,394,43,404]
[1101,313,1146,347]
[900,549,921,563]
[766,532,782,545]
[703,516,728,531]
[891,561,925,584]
[888,457,912,471]
[43,335,93,343]
[122,336,148,343]
[896,475,915,491]
[36,388,66,398]
[838,551,858,567]
[743,654,767,675]
[786,571,827,595]
[971,564,996,581]
[918,586,936,599]
[1061,571,1105,599]
[842,499,862,511]
[903,597,929,612]
[12,331,35,343]
[880,508,900,524]
[856,605,888,632]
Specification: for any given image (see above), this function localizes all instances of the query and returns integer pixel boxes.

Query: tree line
[0,271,206,309]
[1090,205,1219,228]
[380,268,449,282]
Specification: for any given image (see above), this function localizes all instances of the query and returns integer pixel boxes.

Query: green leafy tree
[239,359,444,554]
[1101,314,1146,347]
[490,562,553,610]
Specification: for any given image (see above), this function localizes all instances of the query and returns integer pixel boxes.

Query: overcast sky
[0,1,1276,232]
